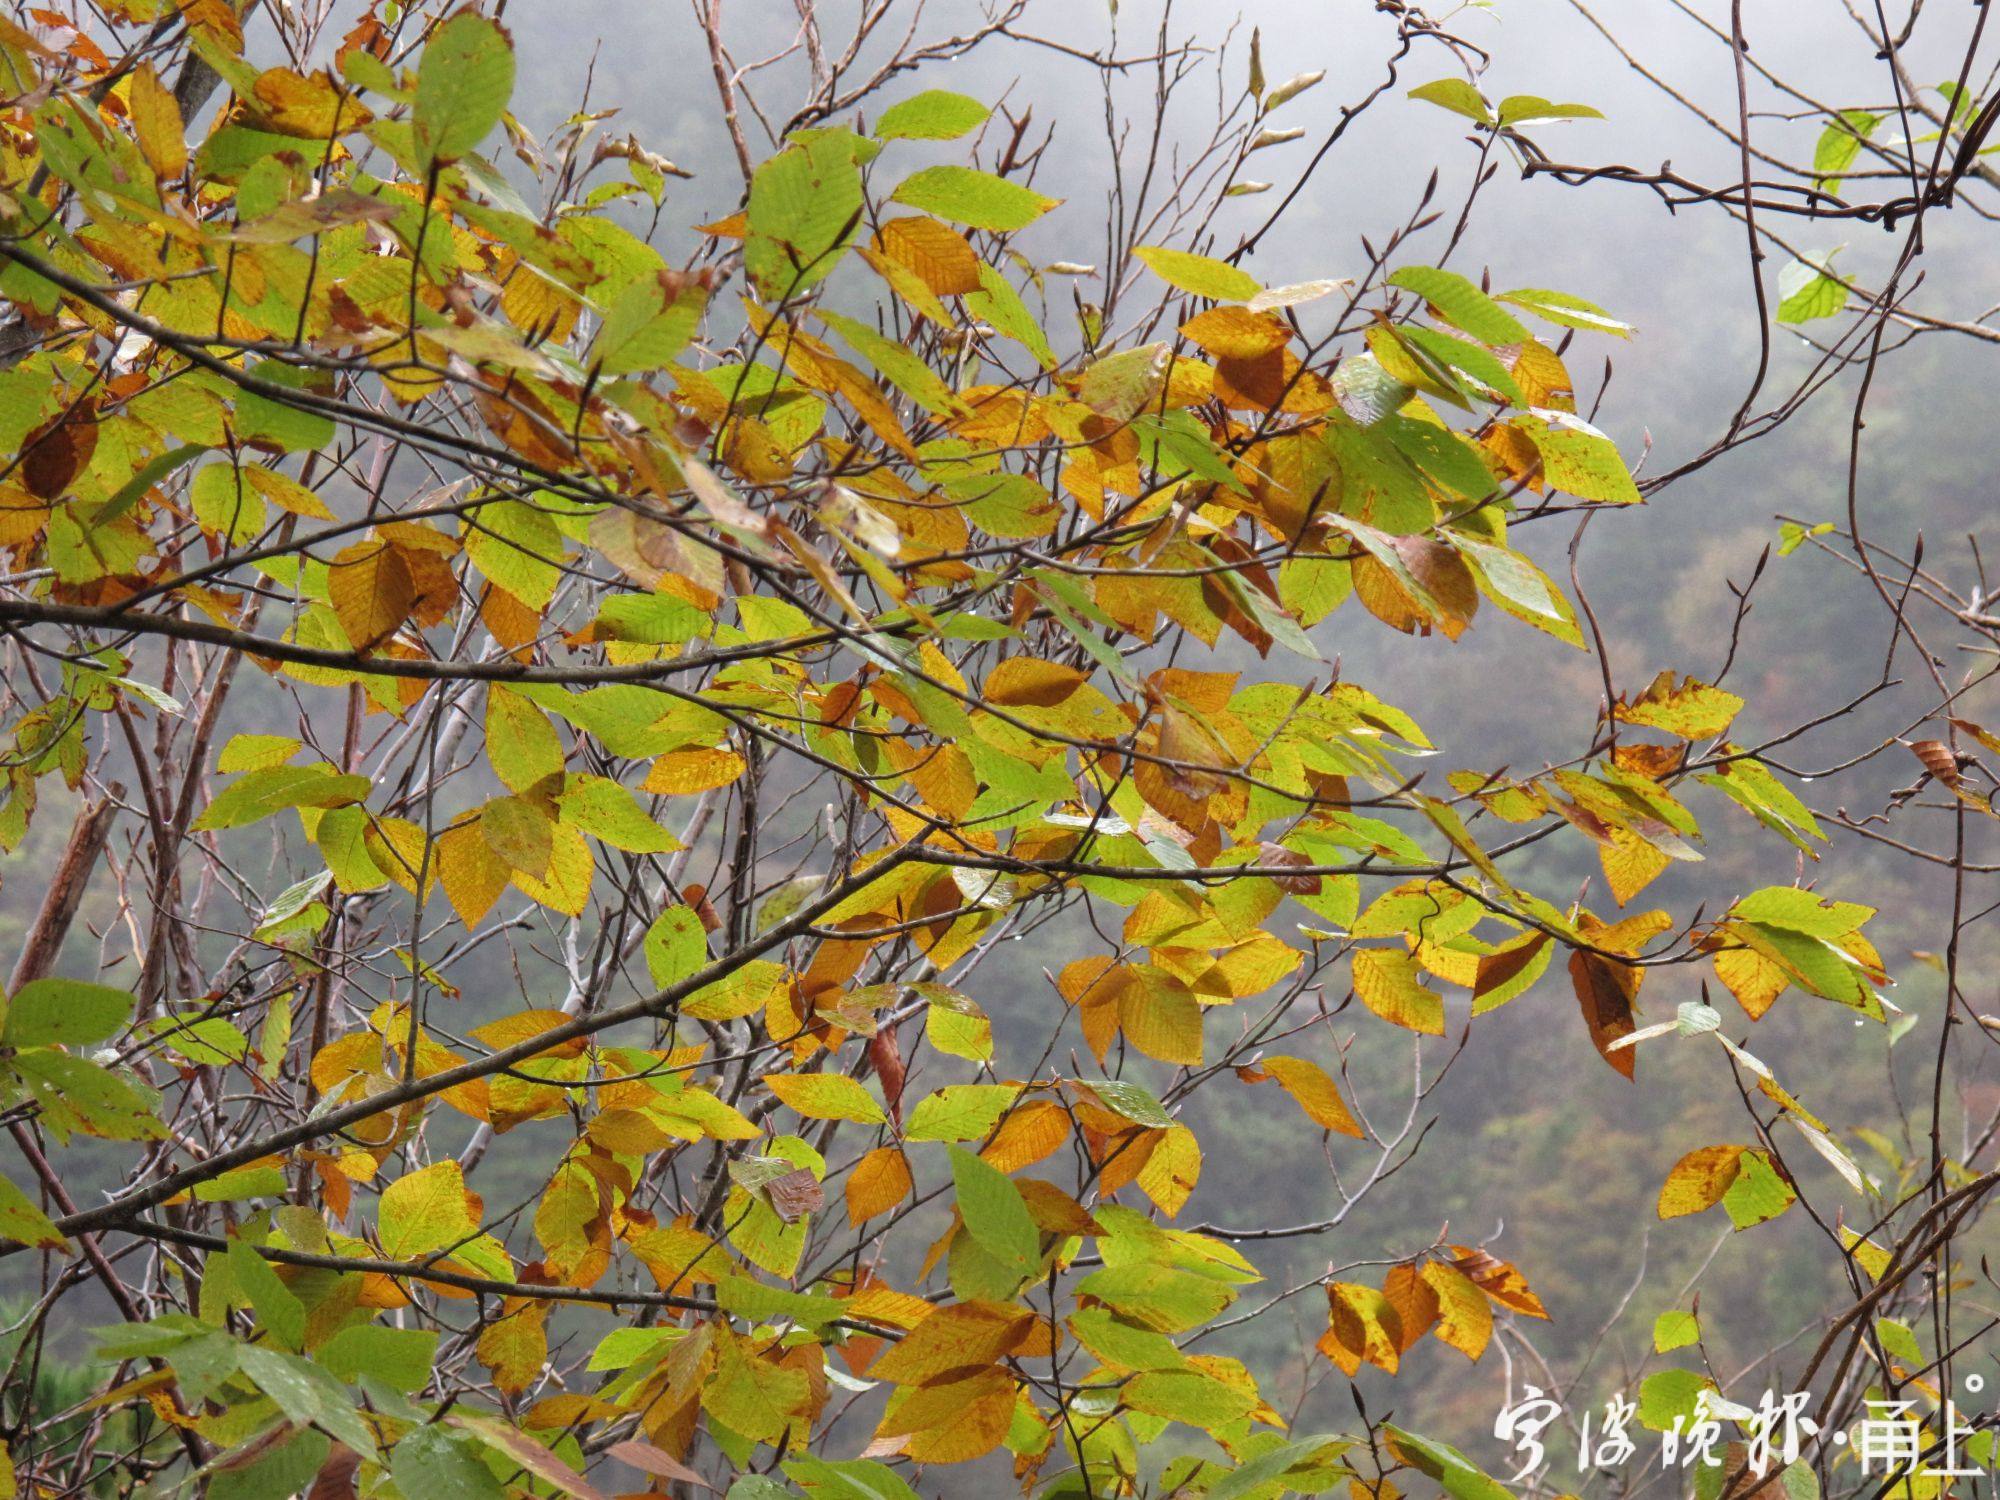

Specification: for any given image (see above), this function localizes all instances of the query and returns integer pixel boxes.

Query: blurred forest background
[9,0,2000,1481]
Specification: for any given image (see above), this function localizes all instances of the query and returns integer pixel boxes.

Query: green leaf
[155,1013,255,1067]
[318,1324,440,1393]
[904,1083,1021,1141]
[1813,110,1881,195]
[100,442,202,522]
[413,10,516,168]
[1133,245,1260,301]
[965,261,1054,368]
[1513,413,1642,504]
[1698,753,1825,850]
[1332,353,1415,426]
[1386,1428,1514,1500]
[4,976,132,1047]
[465,497,563,609]
[225,1239,306,1352]
[235,1344,378,1455]
[0,1170,65,1249]
[559,775,678,854]
[1077,343,1170,423]
[948,1145,1040,1277]
[1730,887,1872,939]
[13,1050,164,1141]
[766,1071,888,1125]
[1407,79,1494,126]
[643,906,709,988]
[1088,1078,1173,1128]
[1388,266,1530,344]
[1279,555,1353,626]
[391,1423,507,1500]
[591,270,706,376]
[378,1160,475,1258]
[1653,1309,1700,1352]
[209,1428,331,1500]
[818,309,962,415]
[1875,1317,1923,1366]
[218,734,302,772]
[923,988,994,1061]
[1637,1368,1715,1431]
[1498,287,1632,337]
[783,1455,923,1500]
[1722,1149,1797,1228]
[1398,326,1523,404]
[191,764,371,831]
[1777,254,1847,324]
[191,1163,288,1203]
[890,165,1059,232]
[1074,1263,1235,1333]
[1453,534,1577,637]
[1497,95,1603,126]
[745,131,865,300]
[874,90,990,141]
[235,365,335,452]
[485,685,565,793]
[189,463,265,545]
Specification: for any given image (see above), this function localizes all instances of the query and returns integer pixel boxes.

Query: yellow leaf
[1419,1260,1492,1361]
[328,536,415,653]
[868,1301,1034,1385]
[764,1072,887,1125]
[1714,943,1786,1020]
[1319,1283,1402,1375]
[510,822,594,916]
[643,746,747,795]
[1352,948,1445,1035]
[1136,1124,1201,1218]
[894,1369,1016,1463]
[364,816,434,900]
[1657,1144,1749,1218]
[1118,980,1204,1065]
[437,820,508,926]
[476,1299,549,1394]
[1448,1244,1550,1318]
[379,1160,475,1257]
[128,64,188,180]
[1601,826,1669,906]
[1570,947,1640,1080]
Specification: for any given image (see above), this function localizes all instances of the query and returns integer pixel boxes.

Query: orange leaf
[1256,1055,1365,1138]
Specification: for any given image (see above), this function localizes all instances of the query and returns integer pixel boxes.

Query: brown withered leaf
[1394,536,1478,638]
[766,1167,825,1224]
[21,402,97,500]
[1569,948,1639,1080]
[1353,538,1478,639]
[1473,933,1549,1003]
[306,1445,361,1500]
[1257,840,1323,894]
[609,1439,710,1487]
[1909,738,1966,787]
[1448,1244,1549,1318]
[1610,741,1688,780]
